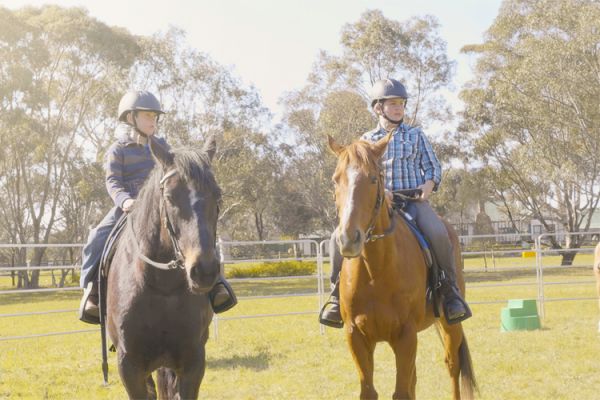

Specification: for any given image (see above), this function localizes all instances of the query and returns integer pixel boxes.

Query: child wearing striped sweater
[79,91,236,324]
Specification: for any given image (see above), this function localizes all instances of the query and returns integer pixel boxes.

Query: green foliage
[227,260,316,278]
[0,5,141,287]
[459,0,600,251]
[279,9,455,235]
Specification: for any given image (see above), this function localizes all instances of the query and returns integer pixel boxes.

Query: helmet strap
[376,100,403,125]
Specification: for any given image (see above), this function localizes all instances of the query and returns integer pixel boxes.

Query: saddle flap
[100,214,129,277]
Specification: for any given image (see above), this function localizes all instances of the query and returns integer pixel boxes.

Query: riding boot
[319,279,343,328]
[78,281,100,325]
[438,275,472,325]
[209,277,237,314]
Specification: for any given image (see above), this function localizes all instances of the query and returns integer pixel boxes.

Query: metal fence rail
[0,233,597,342]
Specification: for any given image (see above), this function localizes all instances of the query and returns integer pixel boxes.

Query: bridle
[129,168,186,270]
[363,170,396,243]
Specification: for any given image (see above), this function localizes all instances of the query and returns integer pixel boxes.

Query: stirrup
[443,304,472,325]
[318,300,344,329]
[210,279,238,314]
[78,282,100,325]
[441,294,472,325]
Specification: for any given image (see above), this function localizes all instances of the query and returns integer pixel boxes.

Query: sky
[2,0,504,120]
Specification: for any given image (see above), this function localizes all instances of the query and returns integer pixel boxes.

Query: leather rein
[364,170,397,243]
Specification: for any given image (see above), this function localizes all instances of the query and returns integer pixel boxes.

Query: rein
[364,170,397,243]
[128,169,186,271]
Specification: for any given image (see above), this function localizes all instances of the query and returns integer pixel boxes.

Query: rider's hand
[384,189,393,204]
[122,198,136,213]
[417,181,435,201]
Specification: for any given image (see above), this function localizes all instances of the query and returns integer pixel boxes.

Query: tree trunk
[560,250,577,266]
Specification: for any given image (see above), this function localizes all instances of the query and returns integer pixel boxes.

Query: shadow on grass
[207,346,275,371]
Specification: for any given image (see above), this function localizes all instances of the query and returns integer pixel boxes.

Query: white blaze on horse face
[189,187,216,251]
[339,166,360,236]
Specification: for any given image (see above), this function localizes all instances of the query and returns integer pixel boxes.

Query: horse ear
[327,135,345,156]
[371,131,392,159]
[202,134,217,163]
[149,136,174,170]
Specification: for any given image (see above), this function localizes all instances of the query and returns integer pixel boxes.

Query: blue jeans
[80,207,123,287]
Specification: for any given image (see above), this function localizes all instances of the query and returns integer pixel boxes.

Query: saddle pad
[396,209,434,268]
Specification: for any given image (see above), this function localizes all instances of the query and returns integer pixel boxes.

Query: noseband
[364,170,396,243]
[129,169,186,270]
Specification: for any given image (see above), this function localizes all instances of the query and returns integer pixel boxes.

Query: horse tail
[458,336,478,400]
[156,367,178,400]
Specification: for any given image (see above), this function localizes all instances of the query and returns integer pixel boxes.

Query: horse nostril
[355,230,361,243]
[189,259,220,281]
[190,265,200,280]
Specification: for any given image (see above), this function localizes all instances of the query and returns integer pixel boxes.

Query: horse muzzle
[337,228,364,258]
[185,251,220,293]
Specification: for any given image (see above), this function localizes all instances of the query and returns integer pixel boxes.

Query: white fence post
[535,234,545,320]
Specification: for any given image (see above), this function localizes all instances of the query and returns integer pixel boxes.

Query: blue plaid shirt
[361,123,441,192]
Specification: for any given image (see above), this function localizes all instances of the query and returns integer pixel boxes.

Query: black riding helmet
[370,78,408,107]
[118,90,165,123]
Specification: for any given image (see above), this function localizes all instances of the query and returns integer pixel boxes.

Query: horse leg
[347,330,377,399]
[437,320,477,400]
[157,367,179,399]
[118,352,151,399]
[177,348,207,399]
[436,321,463,400]
[146,375,157,400]
[390,322,418,400]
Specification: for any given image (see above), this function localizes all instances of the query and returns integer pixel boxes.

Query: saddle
[99,213,129,279]
[391,189,441,316]
[97,213,129,354]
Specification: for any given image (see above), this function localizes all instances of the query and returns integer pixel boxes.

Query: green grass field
[0,256,598,399]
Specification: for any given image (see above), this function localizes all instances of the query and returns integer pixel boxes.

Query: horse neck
[130,195,174,267]
[360,203,396,277]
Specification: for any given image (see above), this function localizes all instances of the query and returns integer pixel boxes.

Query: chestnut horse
[594,242,600,333]
[328,133,476,400]
[104,136,221,399]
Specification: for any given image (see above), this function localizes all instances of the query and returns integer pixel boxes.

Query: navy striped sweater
[104,124,169,209]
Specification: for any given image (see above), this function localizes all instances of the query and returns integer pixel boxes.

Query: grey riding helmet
[370,78,408,107]
[118,90,165,122]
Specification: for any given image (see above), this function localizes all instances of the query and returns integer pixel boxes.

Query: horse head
[149,136,222,294]
[328,132,392,257]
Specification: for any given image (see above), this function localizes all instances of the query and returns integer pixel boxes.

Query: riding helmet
[118,90,165,122]
[370,78,408,107]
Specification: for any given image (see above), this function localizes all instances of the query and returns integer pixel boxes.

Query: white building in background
[448,201,600,246]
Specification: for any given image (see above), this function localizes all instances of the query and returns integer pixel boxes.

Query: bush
[227,260,316,278]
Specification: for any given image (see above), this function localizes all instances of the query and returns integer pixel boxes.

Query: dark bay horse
[328,133,476,400]
[105,136,221,399]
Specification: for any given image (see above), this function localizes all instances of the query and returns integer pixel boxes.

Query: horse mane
[336,139,380,175]
[130,146,222,240]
